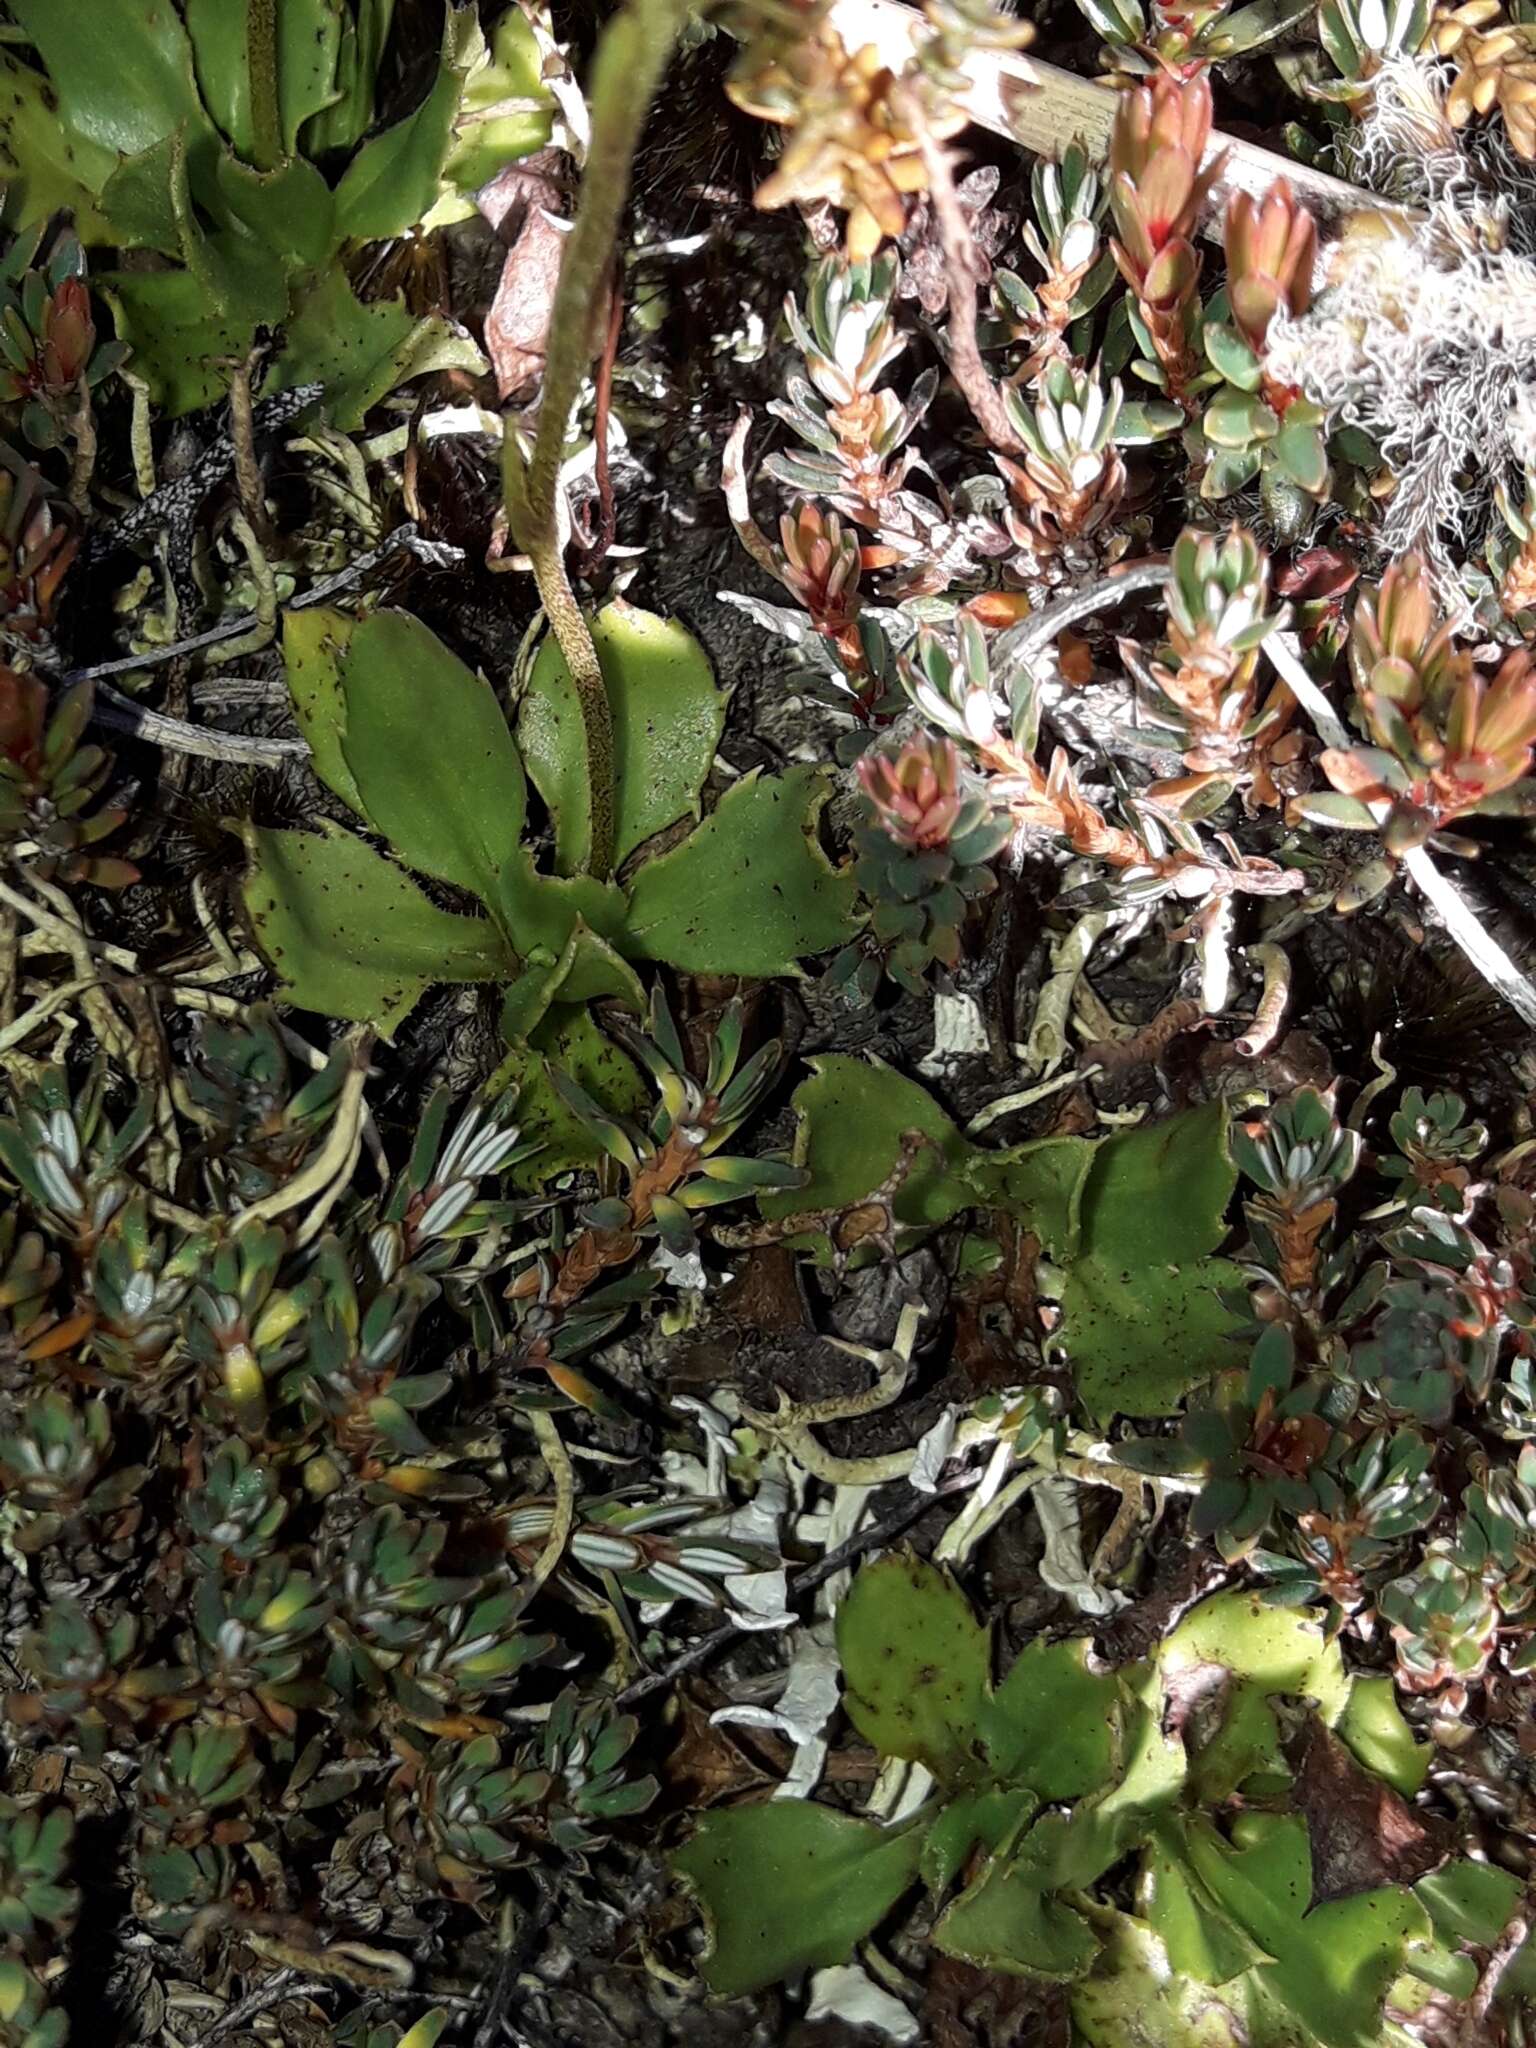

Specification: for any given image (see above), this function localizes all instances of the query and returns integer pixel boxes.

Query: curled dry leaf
[1283,1710,1451,1906]
[478,150,574,400]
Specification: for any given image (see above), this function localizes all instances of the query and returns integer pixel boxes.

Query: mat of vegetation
[0,0,1535,2044]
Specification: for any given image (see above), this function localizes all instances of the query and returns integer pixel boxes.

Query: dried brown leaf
[1284,1709,1451,1905]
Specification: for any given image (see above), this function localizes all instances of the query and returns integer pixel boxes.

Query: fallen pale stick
[827,0,1423,264]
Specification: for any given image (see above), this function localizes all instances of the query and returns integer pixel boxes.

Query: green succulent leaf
[1270,414,1331,495]
[671,1801,925,1997]
[243,821,514,1036]
[332,3,478,244]
[837,1555,994,1787]
[621,767,860,977]
[1203,322,1263,391]
[1201,444,1264,500]
[281,606,364,817]
[262,261,486,429]
[1203,388,1279,449]
[1141,1824,1270,1985]
[519,603,727,876]
[1056,1103,1244,1420]
[334,609,527,914]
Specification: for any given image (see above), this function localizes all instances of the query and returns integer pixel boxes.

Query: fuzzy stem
[246,0,283,172]
[504,0,694,878]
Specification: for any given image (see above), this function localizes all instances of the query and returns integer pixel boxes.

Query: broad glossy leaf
[332,3,476,243]
[757,1055,973,1231]
[1335,1675,1429,1796]
[1070,1914,1251,2046]
[438,4,554,202]
[1056,1103,1243,1419]
[498,923,644,1042]
[281,607,364,816]
[495,851,640,1036]
[921,1785,1037,1896]
[1141,1824,1270,1985]
[495,846,629,955]
[263,261,485,429]
[519,603,726,875]
[9,0,214,162]
[622,767,860,977]
[302,0,394,153]
[244,822,512,1036]
[337,610,526,912]
[278,0,348,155]
[102,265,268,418]
[963,1138,1095,1261]
[1159,1592,1348,1803]
[1414,1860,1536,1998]
[1179,1813,1428,2046]
[983,1637,1120,1800]
[0,51,117,231]
[837,1556,993,1787]
[184,0,263,159]
[934,1849,1103,1979]
[670,1801,925,1996]
[213,152,336,271]
[492,1008,646,1192]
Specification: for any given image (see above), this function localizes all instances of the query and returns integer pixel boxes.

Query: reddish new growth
[857,733,966,848]
[1107,73,1224,408]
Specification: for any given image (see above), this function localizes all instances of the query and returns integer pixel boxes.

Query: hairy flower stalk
[504,0,695,879]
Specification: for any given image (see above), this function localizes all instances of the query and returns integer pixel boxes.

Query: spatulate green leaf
[837,1556,993,1788]
[670,1802,925,1997]
[336,610,526,913]
[1055,1103,1244,1419]
[757,1055,972,1231]
[519,603,726,875]
[243,823,513,1037]
[622,767,860,977]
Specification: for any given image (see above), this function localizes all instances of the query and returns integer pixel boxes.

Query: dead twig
[188,1970,325,2048]
[616,1477,970,1707]
[912,109,1025,459]
[61,525,465,685]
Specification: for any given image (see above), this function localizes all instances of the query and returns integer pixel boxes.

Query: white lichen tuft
[1263,54,1536,606]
